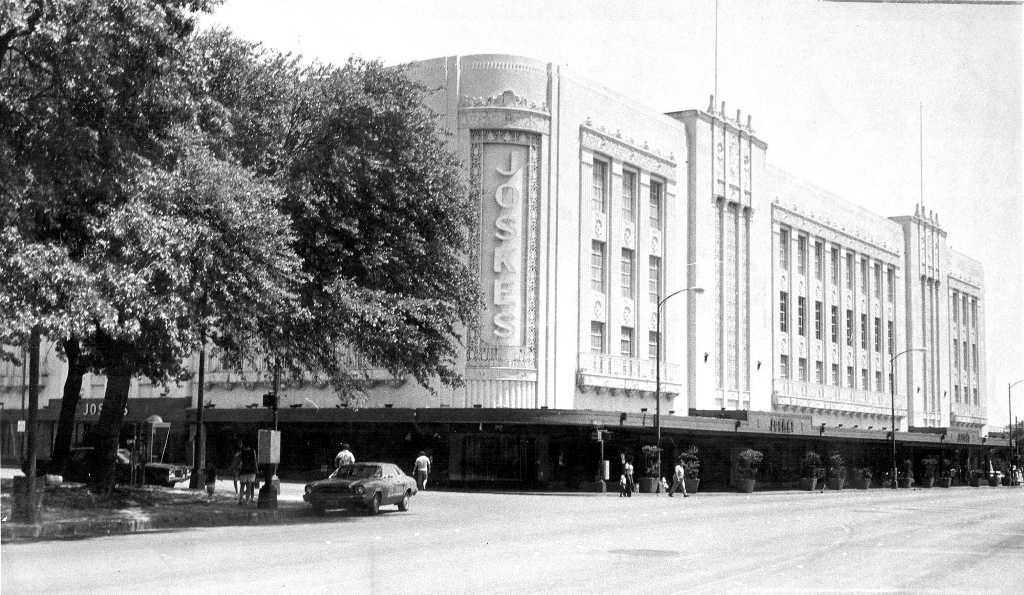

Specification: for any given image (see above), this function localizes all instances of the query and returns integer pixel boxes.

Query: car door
[380,465,397,502]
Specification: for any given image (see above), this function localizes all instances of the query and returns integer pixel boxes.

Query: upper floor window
[780,292,789,333]
[814,301,823,340]
[972,344,978,372]
[648,256,661,306]
[590,322,605,353]
[779,228,790,270]
[830,306,839,344]
[971,299,978,328]
[621,249,635,298]
[875,371,883,392]
[846,366,855,388]
[952,291,959,322]
[591,241,606,293]
[649,179,663,229]
[861,368,869,390]
[953,340,959,369]
[973,388,979,405]
[815,361,824,384]
[860,313,868,349]
[620,327,634,357]
[797,235,807,276]
[873,263,881,298]
[873,317,881,352]
[648,331,659,362]
[860,259,868,293]
[798,357,808,382]
[845,253,854,289]
[887,320,894,354]
[954,385,960,403]
[963,340,969,371]
[780,355,790,379]
[592,160,608,214]
[622,170,636,222]
[798,297,807,337]
[846,309,854,347]
[963,295,969,328]
[830,247,840,286]
[814,240,823,280]
[887,267,895,302]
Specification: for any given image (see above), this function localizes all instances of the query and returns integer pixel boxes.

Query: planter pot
[988,477,1000,487]
[737,479,756,493]
[921,477,935,488]
[853,478,870,489]
[937,477,952,488]
[638,477,659,493]
[828,477,845,490]
[684,478,700,494]
[970,477,981,487]
[799,477,818,491]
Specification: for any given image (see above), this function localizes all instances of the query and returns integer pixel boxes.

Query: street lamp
[1009,379,1024,483]
[889,347,925,488]
[655,286,704,484]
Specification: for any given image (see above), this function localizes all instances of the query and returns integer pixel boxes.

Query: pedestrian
[413,451,431,490]
[619,474,628,497]
[334,442,355,468]
[205,465,217,498]
[238,442,258,505]
[229,442,242,495]
[623,455,635,497]
[668,458,688,497]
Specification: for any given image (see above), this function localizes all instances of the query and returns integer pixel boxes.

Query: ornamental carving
[651,235,660,255]
[460,89,549,113]
[624,226,633,245]
[594,299,603,319]
[623,306,632,322]
[580,124,676,181]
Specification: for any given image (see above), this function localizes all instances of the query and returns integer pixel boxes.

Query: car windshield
[331,464,381,479]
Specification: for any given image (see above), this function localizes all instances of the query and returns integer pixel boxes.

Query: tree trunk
[86,371,132,494]
[49,337,86,474]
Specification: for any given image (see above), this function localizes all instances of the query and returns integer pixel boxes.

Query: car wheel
[398,490,411,511]
[367,493,381,515]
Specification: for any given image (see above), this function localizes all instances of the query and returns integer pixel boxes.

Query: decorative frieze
[579,122,676,180]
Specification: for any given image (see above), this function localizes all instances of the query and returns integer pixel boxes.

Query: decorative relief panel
[772,206,900,258]
[580,123,676,181]
[594,213,606,239]
[650,234,661,256]
[459,90,550,135]
[593,298,604,320]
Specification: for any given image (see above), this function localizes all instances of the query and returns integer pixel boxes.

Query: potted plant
[899,459,914,488]
[853,467,872,489]
[937,459,954,488]
[920,457,938,488]
[799,451,824,491]
[638,445,662,493]
[679,445,701,494]
[826,451,846,490]
[734,448,763,493]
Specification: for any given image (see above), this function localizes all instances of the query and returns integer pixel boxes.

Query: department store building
[0,54,1005,489]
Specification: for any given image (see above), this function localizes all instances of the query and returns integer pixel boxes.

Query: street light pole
[890,347,925,488]
[655,286,703,484]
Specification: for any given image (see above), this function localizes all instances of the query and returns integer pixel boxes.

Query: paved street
[3,485,1023,594]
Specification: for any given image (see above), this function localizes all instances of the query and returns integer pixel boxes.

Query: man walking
[413,451,431,490]
[334,443,355,468]
[668,457,688,497]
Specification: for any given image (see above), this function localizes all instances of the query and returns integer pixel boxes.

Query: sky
[203,0,1023,428]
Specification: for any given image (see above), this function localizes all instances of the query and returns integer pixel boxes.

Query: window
[846,366,855,388]
[621,249,634,298]
[815,361,824,384]
[814,241,823,280]
[798,357,808,381]
[649,179,663,228]
[972,344,978,372]
[887,267,895,302]
[779,228,790,270]
[798,297,807,337]
[971,299,978,328]
[953,341,959,369]
[831,306,839,344]
[973,388,979,405]
[963,340,968,371]
[873,317,881,352]
[887,321,894,354]
[780,355,790,379]
[648,331,659,361]
[831,363,840,386]
[846,253,854,289]
[590,322,605,353]
[622,170,636,222]
[620,327,634,357]
[649,256,661,306]
[846,309,854,347]
[591,241,606,292]
[860,313,868,349]
[952,291,959,322]
[592,160,607,214]
[830,248,840,286]
[875,371,883,392]
[963,295,969,328]
[860,259,868,293]
[814,301,823,340]
[780,292,789,333]
[954,385,960,404]
[873,263,881,298]
[797,235,807,276]
[861,368,869,390]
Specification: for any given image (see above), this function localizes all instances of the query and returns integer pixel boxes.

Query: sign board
[258,429,281,464]
[16,420,25,432]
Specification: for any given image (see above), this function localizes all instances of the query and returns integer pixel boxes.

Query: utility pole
[15,327,41,523]
[189,341,207,489]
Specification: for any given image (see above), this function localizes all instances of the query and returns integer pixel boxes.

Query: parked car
[63,447,191,488]
[304,462,417,515]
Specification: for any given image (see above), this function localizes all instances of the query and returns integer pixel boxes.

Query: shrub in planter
[920,456,938,488]
[853,467,872,489]
[638,445,662,493]
[679,445,701,494]
[799,451,824,491]
[827,452,846,490]
[734,448,763,493]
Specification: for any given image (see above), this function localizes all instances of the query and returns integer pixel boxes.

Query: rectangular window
[590,322,605,353]
[831,306,839,344]
[873,263,881,298]
[620,327,634,357]
[831,363,840,386]
[971,299,977,328]
[780,355,790,379]
[648,256,661,306]
[621,249,634,298]
[860,313,868,349]
[953,341,959,369]
[780,292,789,333]
[846,253,854,289]
[797,235,807,276]
[973,388,979,405]
[779,228,790,270]
[649,179,663,228]
[591,241,606,292]
[861,368,869,390]
[860,259,868,293]
[814,241,823,280]
[622,170,636,222]
[952,291,959,322]
[846,366,855,388]
[963,295,969,328]
[963,340,969,371]
[887,320,894,354]
[875,371,883,392]
[815,361,824,384]
[648,331,659,361]
[592,160,607,214]
[873,317,881,352]
[830,248,840,286]
[887,267,895,302]
[846,309,854,347]
[814,301,823,340]
[972,344,978,372]
[954,385,960,404]
[798,297,807,337]
[798,357,808,382]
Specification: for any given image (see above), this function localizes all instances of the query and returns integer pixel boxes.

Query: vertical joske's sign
[482,144,528,345]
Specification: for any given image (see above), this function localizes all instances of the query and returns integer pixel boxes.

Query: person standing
[623,455,635,498]
[668,457,688,497]
[229,442,242,495]
[413,451,431,490]
[204,465,217,498]
[238,442,258,505]
[334,443,355,468]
